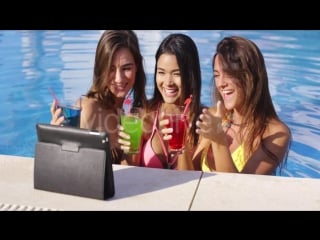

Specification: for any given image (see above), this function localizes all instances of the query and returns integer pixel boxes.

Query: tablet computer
[34,123,115,200]
[36,123,110,152]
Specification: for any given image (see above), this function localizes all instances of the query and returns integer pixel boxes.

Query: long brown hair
[213,36,283,164]
[86,30,147,108]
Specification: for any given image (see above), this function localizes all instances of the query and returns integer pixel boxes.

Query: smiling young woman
[118,33,205,170]
[50,30,147,165]
[193,36,291,175]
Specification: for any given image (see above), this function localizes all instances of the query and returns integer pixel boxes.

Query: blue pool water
[0,30,319,178]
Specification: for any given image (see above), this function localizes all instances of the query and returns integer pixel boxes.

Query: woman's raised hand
[50,100,64,125]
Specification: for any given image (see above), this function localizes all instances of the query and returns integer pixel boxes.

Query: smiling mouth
[221,89,234,101]
[113,83,128,91]
[164,87,178,97]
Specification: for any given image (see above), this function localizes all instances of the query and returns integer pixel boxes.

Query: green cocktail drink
[121,113,143,154]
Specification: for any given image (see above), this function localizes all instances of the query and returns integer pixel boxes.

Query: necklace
[223,113,246,128]
[230,120,246,127]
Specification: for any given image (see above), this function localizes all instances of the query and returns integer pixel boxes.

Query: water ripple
[0,30,320,178]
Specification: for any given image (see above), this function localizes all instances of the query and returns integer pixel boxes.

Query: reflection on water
[0,30,319,178]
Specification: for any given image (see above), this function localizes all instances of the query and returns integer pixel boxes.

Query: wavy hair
[213,36,290,167]
[86,30,147,108]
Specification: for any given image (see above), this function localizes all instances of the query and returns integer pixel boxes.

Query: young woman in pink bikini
[118,33,204,170]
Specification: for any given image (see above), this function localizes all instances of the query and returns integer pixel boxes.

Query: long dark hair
[148,33,203,146]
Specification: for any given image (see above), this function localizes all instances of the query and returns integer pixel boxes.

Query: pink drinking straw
[183,94,193,116]
[48,87,60,106]
[123,93,132,114]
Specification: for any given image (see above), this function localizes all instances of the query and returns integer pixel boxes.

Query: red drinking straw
[124,93,132,113]
[183,94,193,116]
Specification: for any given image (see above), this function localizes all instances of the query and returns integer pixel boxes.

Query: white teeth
[222,90,232,94]
[164,88,176,94]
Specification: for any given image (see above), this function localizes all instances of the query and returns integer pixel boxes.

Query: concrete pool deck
[0,154,319,210]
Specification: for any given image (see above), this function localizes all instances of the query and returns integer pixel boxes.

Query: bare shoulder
[266,119,290,136]
[264,118,291,147]
[80,96,99,114]
[81,96,96,106]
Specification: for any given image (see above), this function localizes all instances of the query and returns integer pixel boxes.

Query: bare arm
[176,142,195,170]
[194,102,291,174]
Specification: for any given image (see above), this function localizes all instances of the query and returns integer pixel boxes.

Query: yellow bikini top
[201,143,245,172]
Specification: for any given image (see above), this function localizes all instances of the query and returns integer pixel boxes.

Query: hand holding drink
[56,100,81,127]
[49,87,81,127]
[161,105,188,153]
[120,107,143,154]
[160,96,192,154]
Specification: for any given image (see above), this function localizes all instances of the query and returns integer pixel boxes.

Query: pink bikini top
[141,105,169,168]
[141,104,180,169]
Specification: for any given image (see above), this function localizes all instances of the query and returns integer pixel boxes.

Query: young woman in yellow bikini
[192,36,291,175]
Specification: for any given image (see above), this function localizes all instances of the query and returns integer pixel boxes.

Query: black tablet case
[34,123,115,200]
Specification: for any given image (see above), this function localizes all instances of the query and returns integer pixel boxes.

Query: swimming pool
[0,30,319,178]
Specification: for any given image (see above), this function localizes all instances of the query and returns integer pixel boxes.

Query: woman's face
[107,47,136,98]
[156,53,182,104]
[214,54,244,111]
